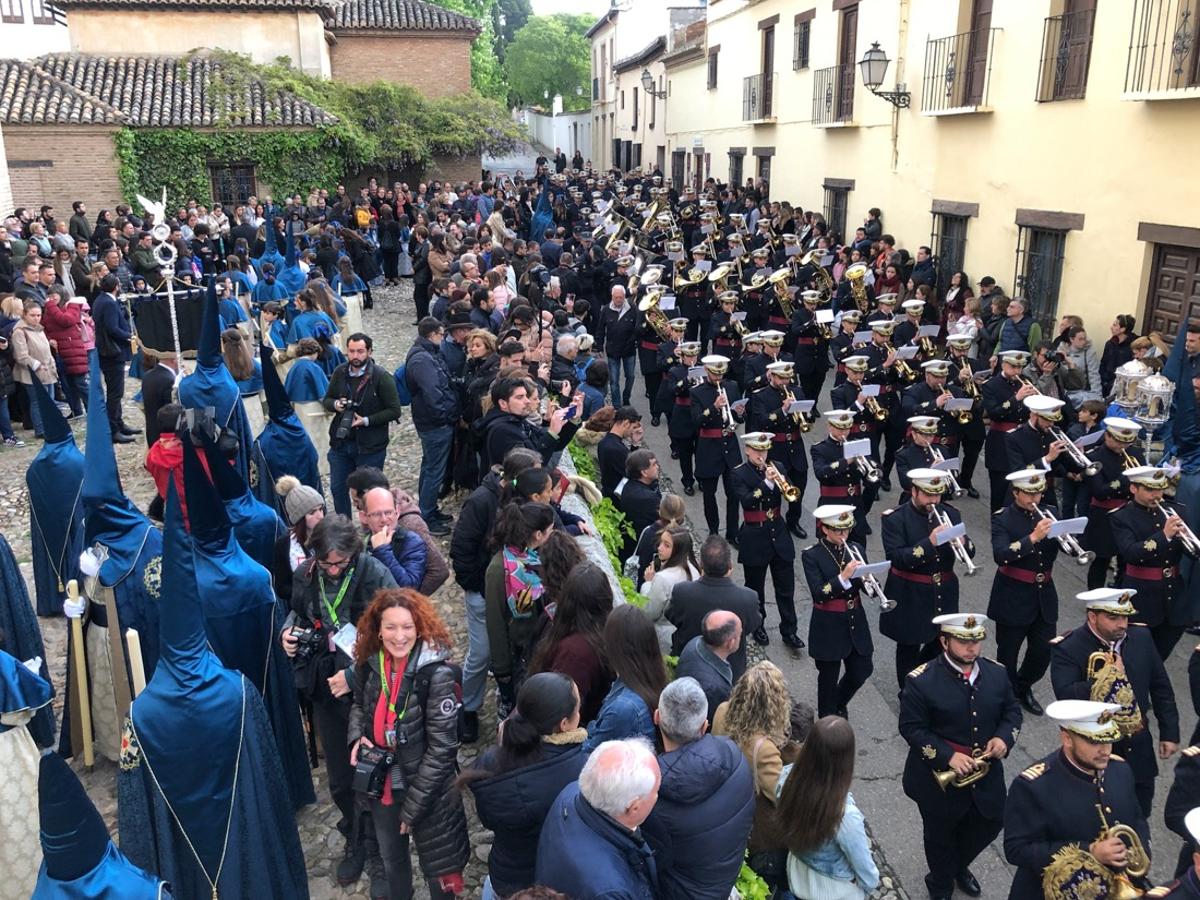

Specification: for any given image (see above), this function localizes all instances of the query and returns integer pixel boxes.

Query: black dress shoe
[788,522,808,539]
[924,875,953,900]
[966,486,980,499]
[683,484,695,496]
[880,478,892,493]
[726,534,738,548]
[1187,622,1200,636]
[120,425,143,435]
[1020,689,1044,717]
[836,706,849,720]
[751,626,770,646]
[782,634,806,653]
[112,432,135,444]
[955,868,982,897]
[671,449,680,459]
[459,709,479,743]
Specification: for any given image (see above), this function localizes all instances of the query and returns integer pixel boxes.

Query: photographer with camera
[282,514,397,889]
[322,332,404,516]
[348,588,470,900]
[1023,342,1069,404]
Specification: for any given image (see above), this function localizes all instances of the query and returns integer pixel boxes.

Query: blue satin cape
[252,343,322,515]
[0,535,55,746]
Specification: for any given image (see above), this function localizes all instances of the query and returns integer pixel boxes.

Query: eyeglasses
[317,557,349,573]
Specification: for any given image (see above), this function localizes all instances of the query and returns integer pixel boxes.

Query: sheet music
[1048,517,1088,538]
[843,438,871,459]
[932,521,966,546]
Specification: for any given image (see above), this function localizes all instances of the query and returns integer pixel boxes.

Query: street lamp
[640,67,666,99]
[858,42,911,108]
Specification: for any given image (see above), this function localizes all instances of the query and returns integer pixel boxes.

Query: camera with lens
[333,400,360,442]
[1045,351,1066,366]
[289,625,325,663]
[353,743,405,800]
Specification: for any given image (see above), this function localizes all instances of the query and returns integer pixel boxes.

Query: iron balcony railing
[743,72,775,120]
[922,28,999,112]
[1037,8,1096,100]
[1124,0,1200,94]
[812,63,854,124]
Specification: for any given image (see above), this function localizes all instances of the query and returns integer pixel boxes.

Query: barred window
[1013,226,1067,335]
[707,50,719,90]
[930,213,968,300]
[794,18,811,70]
[823,186,849,244]
[209,162,257,210]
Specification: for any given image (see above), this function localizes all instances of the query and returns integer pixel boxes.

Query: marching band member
[946,335,989,500]
[881,468,976,689]
[894,416,942,493]
[1111,465,1200,659]
[900,358,965,440]
[1150,807,1200,897]
[863,319,905,492]
[788,289,831,405]
[1081,416,1146,589]
[899,613,1020,900]
[735,330,764,393]
[690,354,744,543]
[709,289,743,365]
[1050,587,1179,816]
[989,468,1063,717]
[742,329,788,394]
[829,355,884,463]
[894,298,931,358]
[802,505,876,718]
[745,360,809,538]
[1003,699,1149,900]
[1005,394,1086,508]
[982,350,1037,512]
[645,317,687,427]
[677,244,711,349]
[656,340,702,496]
[812,409,876,547]
[829,308,864,388]
[730,432,803,651]
[864,291,898,325]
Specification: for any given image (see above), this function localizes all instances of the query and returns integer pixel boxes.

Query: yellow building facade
[656,0,1200,343]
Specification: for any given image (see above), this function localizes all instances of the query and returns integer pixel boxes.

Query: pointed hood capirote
[277,222,307,297]
[252,211,284,277]
[30,375,70,443]
[127,477,245,882]
[253,341,322,500]
[81,350,155,586]
[261,340,293,423]
[200,432,285,569]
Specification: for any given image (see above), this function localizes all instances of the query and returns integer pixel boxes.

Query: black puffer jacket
[449,471,503,592]
[348,642,470,878]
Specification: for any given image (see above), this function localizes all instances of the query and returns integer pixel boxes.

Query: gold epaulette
[1020,762,1047,781]
[1049,633,1068,645]
[1110,753,1125,762]
[882,507,895,516]
[1147,884,1174,897]
[1183,746,1200,758]
[1193,643,1200,653]
[907,663,927,678]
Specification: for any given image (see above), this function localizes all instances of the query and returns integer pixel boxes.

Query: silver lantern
[1112,359,1152,411]
[1134,373,1176,428]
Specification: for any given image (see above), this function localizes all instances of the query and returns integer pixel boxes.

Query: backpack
[416,660,463,717]
[393,363,412,406]
[354,206,372,229]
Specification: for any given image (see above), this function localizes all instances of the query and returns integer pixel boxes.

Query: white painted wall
[0,11,70,59]
[521,101,592,160]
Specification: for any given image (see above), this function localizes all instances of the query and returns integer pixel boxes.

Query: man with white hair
[536,739,662,899]
[550,333,579,393]
[646,677,755,900]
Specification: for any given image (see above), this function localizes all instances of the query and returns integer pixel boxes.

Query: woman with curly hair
[712,660,795,890]
[348,589,469,899]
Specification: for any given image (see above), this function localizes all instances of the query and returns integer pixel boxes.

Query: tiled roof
[0,58,125,125]
[31,53,337,127]
[613,36,666,74]
[333,0,479,32]
[51,0,339,18]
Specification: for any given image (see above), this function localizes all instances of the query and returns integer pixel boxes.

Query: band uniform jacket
[1005,422,1085,490]
[1082,442,1145,558]
[862,342,903,412]
[880,501,974,646]
[828,380,881,442]
[659,364,698,440]
[1145,869,1200,898]
[801,539,874,661]
[1003,750,1148,900]
[947,355,989,442]
[900,381,965,450]
[689,379,743,479]
[708,310,742,358]
[636,316,664,375]
[1050,622,1180,786]
[898,654,1021,821]
[1112,500,1199,628]
[811,437,869,511]
[988,502,1063,627]
[654,339,679,374]
[729,462,794,567]
[787,306,830,375]
[677,278,708,323]
[981,374,1027,471]
[745,385,808,473]
[829,331,863,387]
[894,441,938,493]
[1165,745,1200,876]
[742,351,792,396]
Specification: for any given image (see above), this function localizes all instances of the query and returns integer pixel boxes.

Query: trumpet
[943,390,972,425]
[717,383,736,431]
[1035,504,1095,565]
[1018,376,1042,396]
[1153,500,1200,555]
[782,387,812,433]
[1120,449,1140,470]
[864,394,888,421]
[957,363,982,400]
[638,289,673,342]
[929,447,965,498]
[1049,426,1100,477]
[929,505,979,576]
[764,465,801,502]
[847,542,893,610]
[885,342,920,383]
[934,748,991,790]
[851,450,882,484]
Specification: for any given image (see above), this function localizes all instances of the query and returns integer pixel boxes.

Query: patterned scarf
[502,545,543,620]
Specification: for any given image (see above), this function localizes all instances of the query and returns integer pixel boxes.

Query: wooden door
[761,27,775,116]
[1054,0,1096,98]
[965,0,992,106]
[1144,244,1200,342]
[837,4,858,120]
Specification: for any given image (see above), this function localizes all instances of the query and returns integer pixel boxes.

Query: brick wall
[330,33,473,98]
[431,154,482,185]
[5,126,124,213]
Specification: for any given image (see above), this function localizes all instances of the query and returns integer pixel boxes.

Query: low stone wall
[555,449,626,607]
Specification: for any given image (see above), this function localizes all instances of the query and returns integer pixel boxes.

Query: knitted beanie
[276,475,325,525]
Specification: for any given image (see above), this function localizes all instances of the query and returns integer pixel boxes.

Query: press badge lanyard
[318,567,355,629]
[379,648,417,747]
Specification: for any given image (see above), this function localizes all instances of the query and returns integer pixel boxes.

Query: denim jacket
[776,766,879,891]
[583,679,657,751]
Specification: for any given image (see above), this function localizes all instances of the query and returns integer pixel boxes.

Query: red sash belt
[819,485,860,497]
[698,427,731,438]
[1125,564,1178,581]
[890,568,957,585]
[768,316,789,327]
[640,340,659,351]
[743,508,781,523]
[813,596,857,612]
[990,422,1019,433]
[1091,497,1125,510]
[796,337,817,346]
[998,566,1053,585]
[772,431,802,442]
[945,740,975,755]
[674,397,691,406]
[714,338,737,347]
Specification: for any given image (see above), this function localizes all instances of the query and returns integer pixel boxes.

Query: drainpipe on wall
[892,0,911,172]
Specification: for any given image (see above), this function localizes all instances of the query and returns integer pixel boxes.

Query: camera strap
[318,568,355,628]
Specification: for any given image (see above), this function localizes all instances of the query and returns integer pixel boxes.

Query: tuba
[708,262,733,294]
[638,289,672,341]
[768,267,795,319]
[845,262,870,314]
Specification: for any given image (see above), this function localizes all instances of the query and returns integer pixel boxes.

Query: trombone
[846,543,893,610]
[1034,504,1095,566]
[1049,426,1100,476]
[764,464,801,502]
[1153,499,1200,555]
[929,447,965,498]
[929,505,979,576]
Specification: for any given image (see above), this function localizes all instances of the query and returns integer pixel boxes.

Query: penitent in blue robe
[284,309,337,346]
[285,357,330,404]
[201,439,286,574]
[0,536,55,748]
[117,482,308,900]
[252,343,321,515]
